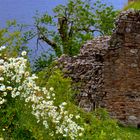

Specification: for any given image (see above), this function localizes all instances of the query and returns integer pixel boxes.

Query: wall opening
[137,123,140,129]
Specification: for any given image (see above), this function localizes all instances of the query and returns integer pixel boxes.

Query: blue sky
[0,0,67,26]
[0,0,127,27]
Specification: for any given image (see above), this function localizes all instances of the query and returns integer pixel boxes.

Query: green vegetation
[0,20,27,57]
[120,126,140,140]
[0,0,140,139]
[124,0,140,10]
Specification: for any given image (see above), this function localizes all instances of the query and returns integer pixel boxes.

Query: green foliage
[36,61,58,84]
[0,21,28,56]
[47,70,75,105]
[33,54,55,73]
[32,0,118,58]
[124,0,140,10]
[0,46,83,139]
[0,95,35,139]
[76,108,140,140]
[37,68,76,104]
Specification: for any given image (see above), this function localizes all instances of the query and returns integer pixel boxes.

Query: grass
[119,126,140,140]
[1,126,139,140]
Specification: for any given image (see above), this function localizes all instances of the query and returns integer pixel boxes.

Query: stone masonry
[58,36,110,112]
[57,10,140,127]
[104,10,140,127]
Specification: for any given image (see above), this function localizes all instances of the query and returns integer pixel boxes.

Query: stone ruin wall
[58,36,110,112]
[57,10,140,127]
[104,10,140,127]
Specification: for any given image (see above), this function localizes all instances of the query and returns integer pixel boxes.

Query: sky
[0,0,67,26]
[0,0,128,27]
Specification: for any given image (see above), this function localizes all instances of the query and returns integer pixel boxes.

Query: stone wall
[58,36,110,112]
[104,10,140,127]
[57,10,140,127]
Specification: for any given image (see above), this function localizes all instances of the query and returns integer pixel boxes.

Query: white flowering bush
[0,46,84,139]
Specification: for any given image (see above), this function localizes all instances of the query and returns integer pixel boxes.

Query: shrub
[0,46,84,140]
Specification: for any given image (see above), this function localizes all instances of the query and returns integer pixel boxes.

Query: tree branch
[39,35,58,49]
[36,25,62,56]
[36,25,57,49]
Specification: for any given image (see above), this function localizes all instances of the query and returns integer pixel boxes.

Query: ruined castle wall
[104,10,140,126]
[58,10,140,126]
[58,36,110,112]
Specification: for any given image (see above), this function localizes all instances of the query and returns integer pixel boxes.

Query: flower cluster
[0,48,84,139]
[26,88,84,139]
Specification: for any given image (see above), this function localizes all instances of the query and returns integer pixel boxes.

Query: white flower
[64,128,68,133]
[0,66,5,72]
[61,102,67,106]
[50,87,54,91]
[49,132,54,136]
[27,82,33,88]
[69,114,73,118]
[75,115,80,119]
[25,98,29,103]
[24,71,29,77]
[16,79,21,83]
[32,74,38,79]
[18,86,22,91]
[0,46,6,51]
[3,92,7,96]
[15,91,20,96]
[21,51,27,56]
[34,86,40,91]
[46,96,51,99]
[0,85,6,91]
[0,98,6,104]
[0,77,4,81]
[52,93,55,97]
[43,120,48,128]
[63,134,67,137]
[0,59,4,64]
[0,52,84,139]
[7,86,13,91]
[11,93,16,98]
